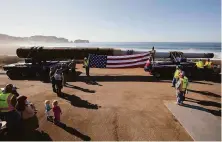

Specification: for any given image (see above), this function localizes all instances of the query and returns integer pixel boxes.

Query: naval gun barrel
[17,47,117,60]
[155,52,214,58]
[16,47,214,60]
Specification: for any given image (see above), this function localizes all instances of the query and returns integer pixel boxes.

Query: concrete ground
[0,65,221,141]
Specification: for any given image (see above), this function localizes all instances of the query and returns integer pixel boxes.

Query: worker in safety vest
[84,57,90,77]
[176,71,189,105]
[0,84,21,134]
[172,65,182,87]
[204,59,212,69]
[203,58,213,80]
[196,59,204,69]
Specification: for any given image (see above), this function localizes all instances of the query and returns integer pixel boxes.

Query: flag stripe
[107,55,149,64]
[106,60,147,68]
[107,53,149,60]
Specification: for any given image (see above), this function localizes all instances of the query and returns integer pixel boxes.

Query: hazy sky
[0,0,220,42]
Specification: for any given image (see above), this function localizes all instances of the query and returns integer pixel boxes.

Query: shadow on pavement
[189,81,213,85]
[65,84,96,93]
[187,89,221,98]
[47,118,91,141]
[182,103,221,117]
[59,92,101,109]
[185,97,221,108]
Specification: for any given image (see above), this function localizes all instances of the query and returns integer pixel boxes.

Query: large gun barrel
[16,47,214,60]
[17,47,117,60]
[155,52,214,58]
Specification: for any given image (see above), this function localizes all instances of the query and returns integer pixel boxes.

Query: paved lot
[0,66,220,141]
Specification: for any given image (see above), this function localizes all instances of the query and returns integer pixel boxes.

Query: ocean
[4,42,222,59]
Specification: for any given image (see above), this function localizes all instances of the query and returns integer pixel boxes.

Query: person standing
[196,59,204,69]
[49,67,56,92]
[52,100,62,124]
[196,59,204,79]
[172,65,181,87]
[0,84,21,136]
[204,59,212,69]
[151,46,156,62]
[69,59,76,73]
[84,57,90,77]
[175,71,189,105]
[54,66,64,95]
[204,58,213,80]
[62,63,68,86]
[144,56,152,72]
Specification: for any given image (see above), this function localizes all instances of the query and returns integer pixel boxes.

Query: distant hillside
[0,34,70,43]
[74,39,89,43]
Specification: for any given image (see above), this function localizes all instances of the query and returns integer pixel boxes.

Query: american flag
[89,53,150,68]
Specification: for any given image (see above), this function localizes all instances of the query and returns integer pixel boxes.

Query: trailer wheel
[35,72,40,77]
[21,72,26,77]
[154,73,161,78]
[6,70,17,80]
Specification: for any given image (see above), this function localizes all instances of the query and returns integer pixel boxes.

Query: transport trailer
[146,51,219,81]
[149,61,196,78]
[3,46,216,81]
[3,60,69,80]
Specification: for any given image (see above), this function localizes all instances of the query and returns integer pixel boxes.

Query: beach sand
[0,64,221,141]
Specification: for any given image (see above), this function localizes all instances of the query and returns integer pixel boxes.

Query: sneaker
[171,85,175,87]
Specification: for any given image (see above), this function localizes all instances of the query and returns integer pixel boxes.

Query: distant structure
[74,39,89,43]
[0,33,70,43]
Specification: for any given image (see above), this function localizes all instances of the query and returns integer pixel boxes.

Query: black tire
[154,72,161,78]
[6,70,18,80]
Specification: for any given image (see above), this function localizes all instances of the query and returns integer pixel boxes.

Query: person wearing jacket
[0,84,21,136]
[175,71,189,105]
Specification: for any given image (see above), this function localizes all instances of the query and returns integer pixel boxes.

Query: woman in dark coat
[16,96,39,134]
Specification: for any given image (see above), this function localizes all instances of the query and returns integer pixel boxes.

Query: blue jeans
[177,91,185,104]
[172,77,177,86]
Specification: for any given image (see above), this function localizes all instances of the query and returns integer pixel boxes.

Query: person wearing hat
[175,71,189,105]
[84,57,90,77]
[0,84,21,135]
[172,65,181,87]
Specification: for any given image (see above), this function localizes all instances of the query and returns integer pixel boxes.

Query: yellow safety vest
[196,61,204,68]
[0,91,14,112]
[84,60,89,67]
[204,61,212,69]
[174,69,180,78]
[179,76,188,91]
